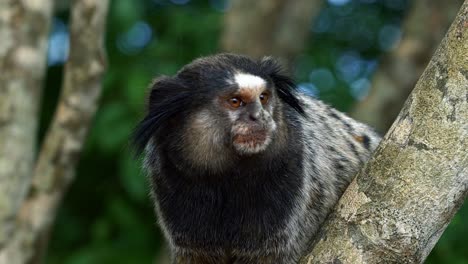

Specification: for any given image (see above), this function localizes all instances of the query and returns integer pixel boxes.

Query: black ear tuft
[259,57,305,116]
[131,76,191,156]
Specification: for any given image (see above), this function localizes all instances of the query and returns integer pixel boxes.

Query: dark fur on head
[132,53,304,155]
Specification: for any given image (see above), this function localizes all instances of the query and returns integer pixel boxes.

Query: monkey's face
[184,71,280,171]
[218,73,277,155]
[178,69,284,171]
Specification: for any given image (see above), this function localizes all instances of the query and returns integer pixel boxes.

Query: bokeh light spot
[210,0,231,12]
[309,68,336,90]
[328,0,351,6]
[170,0,190,5]
[117,21,153,55]
[298,83,319,97]
[350,78,371,100]
[47,18,69,66]
[336,52,363,83]
[378,24,402,51]
[313,10,332,33]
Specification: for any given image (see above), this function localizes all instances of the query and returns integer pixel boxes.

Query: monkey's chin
[232,133,271,155]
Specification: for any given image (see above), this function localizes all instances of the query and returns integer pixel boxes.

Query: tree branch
[0,0,109,263]
[351,0,464,133]
[303,2,468,263]
[0,0,53,249]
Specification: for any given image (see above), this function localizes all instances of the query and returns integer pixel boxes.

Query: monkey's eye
[229,97,243,108]
[259,93,269,105]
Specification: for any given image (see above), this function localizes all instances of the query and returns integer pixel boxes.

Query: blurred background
[40,0,467,263]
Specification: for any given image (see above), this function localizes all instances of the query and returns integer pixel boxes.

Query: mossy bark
[303,2,468,263]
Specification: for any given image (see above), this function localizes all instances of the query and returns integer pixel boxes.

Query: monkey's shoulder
[297,94,380,153]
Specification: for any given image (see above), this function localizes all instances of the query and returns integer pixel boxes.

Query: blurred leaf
[119,152,148,202]
[91,217,112,242]
[122,68,151,112]
[111,0,143,29]
[93,102,134,153]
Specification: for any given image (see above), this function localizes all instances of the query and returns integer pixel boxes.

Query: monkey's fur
[133,54,381,264]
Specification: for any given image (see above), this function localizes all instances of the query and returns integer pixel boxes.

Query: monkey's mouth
[232,131,271,154]
[233,133,267,144]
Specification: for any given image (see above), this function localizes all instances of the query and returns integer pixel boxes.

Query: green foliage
[426,202,468,264]
[42,0,466,263]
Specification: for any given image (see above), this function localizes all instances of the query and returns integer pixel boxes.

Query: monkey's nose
[249,112,260,121]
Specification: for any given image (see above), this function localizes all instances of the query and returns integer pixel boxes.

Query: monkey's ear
[259,57,305,115]
[132,76,190,155]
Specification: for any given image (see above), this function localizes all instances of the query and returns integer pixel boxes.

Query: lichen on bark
[304,2,468,263]
[0,0,53,249]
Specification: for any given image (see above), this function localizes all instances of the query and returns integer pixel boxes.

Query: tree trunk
[303,2,468,263]
[221,0,323,69]
[0,0,53,249]
[350,0,464,133]
[0,0,109,263]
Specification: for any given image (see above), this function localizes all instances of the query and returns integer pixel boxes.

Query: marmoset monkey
[133,54,381,264]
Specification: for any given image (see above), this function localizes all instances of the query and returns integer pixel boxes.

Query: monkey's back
[278,95,381,259]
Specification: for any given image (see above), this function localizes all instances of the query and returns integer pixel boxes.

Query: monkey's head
[133,54,304,172]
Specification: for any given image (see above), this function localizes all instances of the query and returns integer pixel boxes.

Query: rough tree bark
[302,2,468,263]
[221,0,323,69]
[0,0,109,263]
[351,0,464,133]
[0,0,53,250]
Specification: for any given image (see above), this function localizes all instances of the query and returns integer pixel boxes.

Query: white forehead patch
[233,73,266,89]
